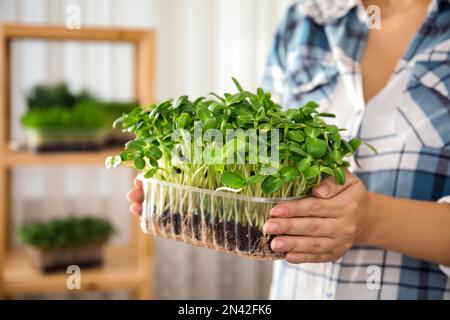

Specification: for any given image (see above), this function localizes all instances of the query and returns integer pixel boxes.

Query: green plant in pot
[21,82,138,152]
[93,100,138,145]
[17,216,115,272]
[106,78,374,259]
[21,103,108,152]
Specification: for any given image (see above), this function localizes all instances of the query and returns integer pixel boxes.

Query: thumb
[312,169,357,199]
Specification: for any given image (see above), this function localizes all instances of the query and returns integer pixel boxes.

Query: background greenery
[21,82,137,130]
[17,216,115,251]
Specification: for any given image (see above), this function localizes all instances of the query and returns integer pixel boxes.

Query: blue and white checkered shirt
[263,0,450,299]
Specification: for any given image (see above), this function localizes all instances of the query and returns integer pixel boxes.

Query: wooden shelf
[0,147,123,167]
[0,23,155,299]
[2,244,148,295]
[0,24,149,43]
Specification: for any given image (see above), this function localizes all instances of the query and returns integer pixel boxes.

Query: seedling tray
[140,176,303,260]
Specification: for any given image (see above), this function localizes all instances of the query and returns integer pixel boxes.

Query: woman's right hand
[127,178,144,215]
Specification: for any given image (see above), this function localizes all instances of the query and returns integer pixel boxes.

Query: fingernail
[263,221,280,234]
[270,207,288,217]
[314,184,330,197]
[271,238,285,250]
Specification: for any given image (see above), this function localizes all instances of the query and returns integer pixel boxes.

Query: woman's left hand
[264,170,374,264]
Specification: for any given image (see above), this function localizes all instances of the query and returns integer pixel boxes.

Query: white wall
[0,0,293,299]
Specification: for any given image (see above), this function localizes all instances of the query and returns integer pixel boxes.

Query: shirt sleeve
[261,4,298,104]
[437,196,450,276]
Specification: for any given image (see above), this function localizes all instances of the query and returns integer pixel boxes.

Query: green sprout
[17,216,115,251]
[108,78,375,230]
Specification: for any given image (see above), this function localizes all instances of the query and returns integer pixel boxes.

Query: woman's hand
[127,178,144,215]
[264,170,374,264]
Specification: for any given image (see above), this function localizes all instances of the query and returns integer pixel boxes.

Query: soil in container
[152,211,283,259]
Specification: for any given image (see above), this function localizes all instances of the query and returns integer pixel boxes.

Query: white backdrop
[0,0,293,299]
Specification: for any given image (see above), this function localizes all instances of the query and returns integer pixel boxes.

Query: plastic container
[25,244,104,272]
[139,177,303,260]
[24,127,107,152]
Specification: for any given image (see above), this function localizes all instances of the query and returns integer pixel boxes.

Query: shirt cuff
[437,196,450,276]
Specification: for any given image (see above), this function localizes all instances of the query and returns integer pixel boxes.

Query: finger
[271,236,335,253]
[127,187,144,203]
[134,177,143,189]
[130,203,142,216]
[263,217,335,237]
[312,169,358,199]
[285,252,335,264]
[270,198,337,218]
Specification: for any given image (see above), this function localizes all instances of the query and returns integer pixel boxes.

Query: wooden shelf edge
[2,244,151,295]
[0,147,123,167]
[0,23,153,43]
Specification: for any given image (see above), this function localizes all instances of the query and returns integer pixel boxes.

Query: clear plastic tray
[139,176,303,260]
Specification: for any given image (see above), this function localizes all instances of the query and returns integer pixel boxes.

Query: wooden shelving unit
[0,24,155,299]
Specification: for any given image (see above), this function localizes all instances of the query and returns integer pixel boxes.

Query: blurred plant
[26,82,77,110]
[17,216,115,251]
[21,82,137,130]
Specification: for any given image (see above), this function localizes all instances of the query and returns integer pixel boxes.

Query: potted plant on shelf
[17,216,115,272]
[106,78,374,260]
[21,82,137,152]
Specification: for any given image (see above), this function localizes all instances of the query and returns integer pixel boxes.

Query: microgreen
[110,78,372,200]
[17,216,115,251]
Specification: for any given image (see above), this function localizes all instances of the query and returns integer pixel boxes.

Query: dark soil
[41,258,103,273]
[155,211,283,259]
[32,143,102,152]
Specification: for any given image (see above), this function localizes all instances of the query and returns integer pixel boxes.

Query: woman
[128,0,450,299]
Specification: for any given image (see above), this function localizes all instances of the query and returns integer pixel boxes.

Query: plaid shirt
[263,0,450,299]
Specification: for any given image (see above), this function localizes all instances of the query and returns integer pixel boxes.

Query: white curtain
[0,0,294,299]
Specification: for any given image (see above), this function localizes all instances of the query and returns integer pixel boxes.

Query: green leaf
[350,138,362,151]
[289,145,307,157]
[134,157,146,170]
[145,146,162,160]
[318,112,336,118]
[363,141,378,154]
[209,92,225,102]
[288,130,305,143]
[261,176,283,194]
[297,157,311,172]
[125,140,147,151]
[177,112,190,129]
[332,149,343,165]
[342,140,354,154]
[247,174,265,185]
[327,125,339,134]
[304,126,321,138]
[303,165,320,180]
[334,167,345,185]
[306,137,327,158]
[255,107,266,121]
[226,91,249,105]
[119,150,135,161]
[219,171,247,189]
[304,101,319,109]
[149,157,158,167]
[232,77,243,92]
[197,106,213,122]
[208,102,223,114]
[174,95,188,109]
[257,87,265,99]
[280,166,299,182]
[144,168,157,178]
[320,166,335,176]
[203,118,217,130]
